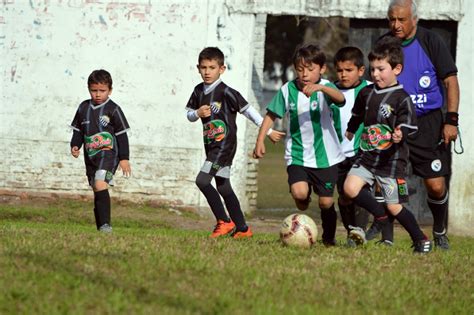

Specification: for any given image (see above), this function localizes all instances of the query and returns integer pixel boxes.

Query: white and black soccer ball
[280,214,318,248]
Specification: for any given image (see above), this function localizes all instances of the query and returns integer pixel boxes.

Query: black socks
[395,207,425,242]
[321,204,337,241]
[94,189,111,229]
[427,192,449,234]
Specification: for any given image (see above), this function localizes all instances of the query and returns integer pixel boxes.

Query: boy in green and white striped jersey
[254,44,345,246]
[332,47,372,246]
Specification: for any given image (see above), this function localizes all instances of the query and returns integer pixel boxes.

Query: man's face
[388,4,417,40]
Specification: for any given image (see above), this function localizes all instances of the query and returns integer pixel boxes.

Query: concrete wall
[0,0,259,213]
[1,0,472,234]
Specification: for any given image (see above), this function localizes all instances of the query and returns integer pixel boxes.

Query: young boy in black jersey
[343,37,432,253]
[186,47,283,239]
[70,69,131,233]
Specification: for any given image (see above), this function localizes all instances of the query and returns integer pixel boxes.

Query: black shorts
[407,109,451,178]
[85,150,119,186]
[287,164,338,197]
[336,156,356,195]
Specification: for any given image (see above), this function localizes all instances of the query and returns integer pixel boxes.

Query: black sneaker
[365,221,382,240]
[412,239,433,254]
[433,233,450,250]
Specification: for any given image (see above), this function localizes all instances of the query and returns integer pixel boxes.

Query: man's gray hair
[388,0,418,20]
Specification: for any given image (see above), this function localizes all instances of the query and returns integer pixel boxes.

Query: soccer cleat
[433,233,450,250]
[210,220,235,238]
[375,239,394,247]
[365,221,382,241]
[412,239,433,254]
[231,227,253,239]
[348,225,367,246]
[346,237,357,248]
[99,223,113,233]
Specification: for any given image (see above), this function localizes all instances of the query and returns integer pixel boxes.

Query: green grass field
[256,138,296,209]
[1,199,473,314]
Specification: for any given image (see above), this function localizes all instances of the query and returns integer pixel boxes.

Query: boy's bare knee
[386,203,402,215]
[319,198,334,209]
[93,180,108,192]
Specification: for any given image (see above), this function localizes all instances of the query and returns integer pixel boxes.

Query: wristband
[266,128,273,136]
[445,112,459,126]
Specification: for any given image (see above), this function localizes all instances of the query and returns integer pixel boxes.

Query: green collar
[402,36,416,46]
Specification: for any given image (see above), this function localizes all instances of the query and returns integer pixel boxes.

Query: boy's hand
[392,126,403,143]
[119,160,132,177]
[268,130,285,144]
[345,131,354,141]
[302,83,323,97]
[197,105,211,118]
[71,146,80,158]
[253,141,266,159]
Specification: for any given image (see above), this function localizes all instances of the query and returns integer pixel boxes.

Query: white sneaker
[99,223,113,233]
[348,225,367,246]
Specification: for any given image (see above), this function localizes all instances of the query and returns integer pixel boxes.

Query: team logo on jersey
[360,124,393,151]
[203,119,227,143]
[289,102,296,110]
[85,132,114,156]
[431,159,442,172]
[310,100,319,111]
[419,76,431,88]
[383,183,395,197]
[379,103,393,119]
[210,102,222,114]
[99,115,110,127]
[396,178,408,196]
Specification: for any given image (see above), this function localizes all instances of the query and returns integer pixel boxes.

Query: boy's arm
[241,105,285,143]
[253,112,277,158]
[321,85,345,106]
[70,130,82,158]
[393,96,418,143]
[302,83,345,106]
[346,91,365,137]
[187,105,211,121]
[116,133,131,177]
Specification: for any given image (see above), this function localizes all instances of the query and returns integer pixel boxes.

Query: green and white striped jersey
[332,80,370,158]
[267,79,345,168]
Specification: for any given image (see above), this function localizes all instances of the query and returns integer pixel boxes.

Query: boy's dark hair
[198,47,225,66]
[334,46,365,68]
[88,69,113,89]
[292,43,326,67]
[368,36,404,69]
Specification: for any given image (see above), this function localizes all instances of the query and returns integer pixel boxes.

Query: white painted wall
[1,0,472,234]
[0,0,258,212]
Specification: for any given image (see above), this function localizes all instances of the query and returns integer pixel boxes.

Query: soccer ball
[280,213,318,248]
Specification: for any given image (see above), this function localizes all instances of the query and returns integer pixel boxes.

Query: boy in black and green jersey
[70,69,131,233]
[186,47,284,239]
[344,37,432,253]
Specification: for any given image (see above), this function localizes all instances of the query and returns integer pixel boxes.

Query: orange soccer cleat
[231,227,253,239]
[210,220,236,238]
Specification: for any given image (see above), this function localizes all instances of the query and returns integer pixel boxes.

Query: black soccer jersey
[70,99,130,158]
[347,83,417,177]
[185,80,249,167]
